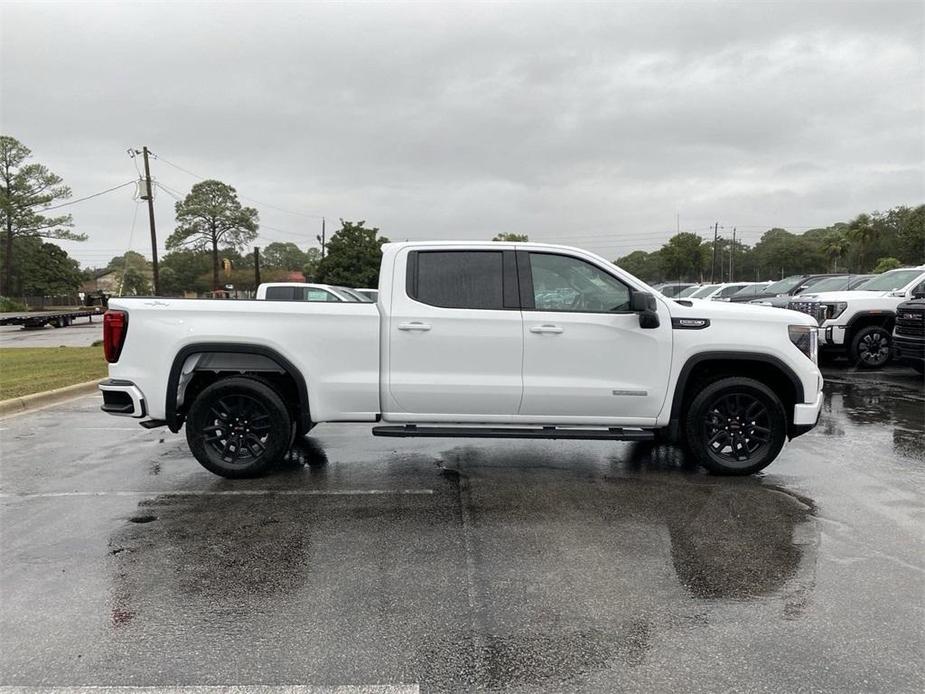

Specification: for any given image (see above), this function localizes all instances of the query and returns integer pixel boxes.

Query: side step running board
[371,425,655,441]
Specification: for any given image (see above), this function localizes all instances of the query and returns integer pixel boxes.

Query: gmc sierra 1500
[99,242,823,477]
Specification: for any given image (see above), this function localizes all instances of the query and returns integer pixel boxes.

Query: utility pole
[730,227,736,282]
[710,221,719,283]
[140,147,159,295]
[254,246,261,288]
[317,217,326,260]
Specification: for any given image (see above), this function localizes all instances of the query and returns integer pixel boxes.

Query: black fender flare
[165,342,311,434]
[844,310,896,339]
[667,351,805,440]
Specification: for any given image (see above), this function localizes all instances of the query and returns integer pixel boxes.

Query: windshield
[762,276,804,295]
[802,276,852,293]
[855,269,924,292]
[333,286,374,302]
[677,285,701,297]
[690,284,719,298]
[731,283,767,298]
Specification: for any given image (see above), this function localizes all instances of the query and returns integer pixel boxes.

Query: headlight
[826,302,848,320]
[789,324,818,363]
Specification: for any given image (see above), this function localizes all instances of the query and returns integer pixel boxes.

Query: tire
[849,325,892,369]
[185,376,293,478]
[684,377,787,476]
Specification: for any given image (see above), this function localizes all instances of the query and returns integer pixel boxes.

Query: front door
[386,248,524,418]
[518,251,672,424]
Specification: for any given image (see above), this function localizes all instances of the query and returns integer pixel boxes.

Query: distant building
[80,269,120,294]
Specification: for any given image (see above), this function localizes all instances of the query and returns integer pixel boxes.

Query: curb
[0,379,102,419]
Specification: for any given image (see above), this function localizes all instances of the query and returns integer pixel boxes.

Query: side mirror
[630,289,656,312]
[631,290,660,329]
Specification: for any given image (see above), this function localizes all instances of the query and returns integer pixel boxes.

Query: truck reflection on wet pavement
[1,368,922,692]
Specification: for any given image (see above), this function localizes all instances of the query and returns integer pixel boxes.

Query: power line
[152,152,327,220]
[43,180,136,211]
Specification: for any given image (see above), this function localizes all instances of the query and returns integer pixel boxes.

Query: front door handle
[530,324,564,334]
[398,321,432,331]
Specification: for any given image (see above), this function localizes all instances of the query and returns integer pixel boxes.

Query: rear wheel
[684,377,787,476]
[185,377,292,478]
[849,325,892,369]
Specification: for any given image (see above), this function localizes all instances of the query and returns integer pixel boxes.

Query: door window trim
[405,249,520,310]
[517,250,637,315]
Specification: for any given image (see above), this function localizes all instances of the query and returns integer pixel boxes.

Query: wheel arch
[668,352,804,440]
[165,343,311,434]
[845,311,896,342]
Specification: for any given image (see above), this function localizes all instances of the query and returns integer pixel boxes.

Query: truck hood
[668,297,816,327]
[803,290,890,302]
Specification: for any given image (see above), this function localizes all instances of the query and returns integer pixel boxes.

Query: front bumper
[893,335,925,367]
[790,386,823,439]
[820,322,847,348]
[99,379,147,418]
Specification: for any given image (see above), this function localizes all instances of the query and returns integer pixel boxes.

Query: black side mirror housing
[631,290,660,329]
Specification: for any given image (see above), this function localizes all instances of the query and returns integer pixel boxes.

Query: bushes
[0,296,27,312]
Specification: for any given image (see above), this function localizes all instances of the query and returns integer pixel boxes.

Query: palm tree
[820,230,850,272]
[848,214,879,272]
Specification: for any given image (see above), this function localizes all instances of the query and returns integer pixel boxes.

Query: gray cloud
[1,0,922,267]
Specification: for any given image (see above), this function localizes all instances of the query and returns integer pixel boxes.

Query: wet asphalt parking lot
[0,367,923,693]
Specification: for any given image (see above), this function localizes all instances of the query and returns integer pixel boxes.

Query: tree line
[615,207,924,284]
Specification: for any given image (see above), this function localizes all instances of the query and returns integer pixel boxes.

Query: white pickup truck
[99,242,823,478]
[790,266,925,368]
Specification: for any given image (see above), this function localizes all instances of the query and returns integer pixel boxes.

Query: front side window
[529,253,631,312]
[409,250,505,309]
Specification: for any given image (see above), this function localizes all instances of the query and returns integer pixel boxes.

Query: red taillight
[103,310,128,363]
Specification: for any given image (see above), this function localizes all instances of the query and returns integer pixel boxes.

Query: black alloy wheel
[203,394,272,464]
[702,393,771,465]
[685,377,787,476]
[851,326,892,369]
[186,377,292,478]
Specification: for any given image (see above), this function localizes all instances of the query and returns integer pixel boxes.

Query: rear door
[518,251,672,423]
[386,248,524,417]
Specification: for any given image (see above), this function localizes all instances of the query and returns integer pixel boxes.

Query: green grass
[0,346,107,400]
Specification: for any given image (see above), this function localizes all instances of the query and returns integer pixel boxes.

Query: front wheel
[684,377,787,476]
[849,325,892,369]
[185,377,293,478]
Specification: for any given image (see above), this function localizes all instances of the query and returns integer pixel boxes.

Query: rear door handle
[398,321,432,331]
[530,324,564,334]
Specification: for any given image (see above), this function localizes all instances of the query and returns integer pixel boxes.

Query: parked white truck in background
[99,242,823,478]
[791,266,925,368]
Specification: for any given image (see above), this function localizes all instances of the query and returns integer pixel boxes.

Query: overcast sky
[2,0,922,268]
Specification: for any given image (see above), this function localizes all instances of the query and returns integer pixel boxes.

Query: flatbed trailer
[0,308,104,329]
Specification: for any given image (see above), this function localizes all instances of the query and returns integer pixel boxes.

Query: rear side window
[408,251,514,310]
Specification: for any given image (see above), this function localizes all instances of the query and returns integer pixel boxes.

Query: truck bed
[107,297,381,423]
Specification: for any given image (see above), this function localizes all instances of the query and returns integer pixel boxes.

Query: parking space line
[73,427,148,431]
[0,688,420,693]
[0,489,434,499]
